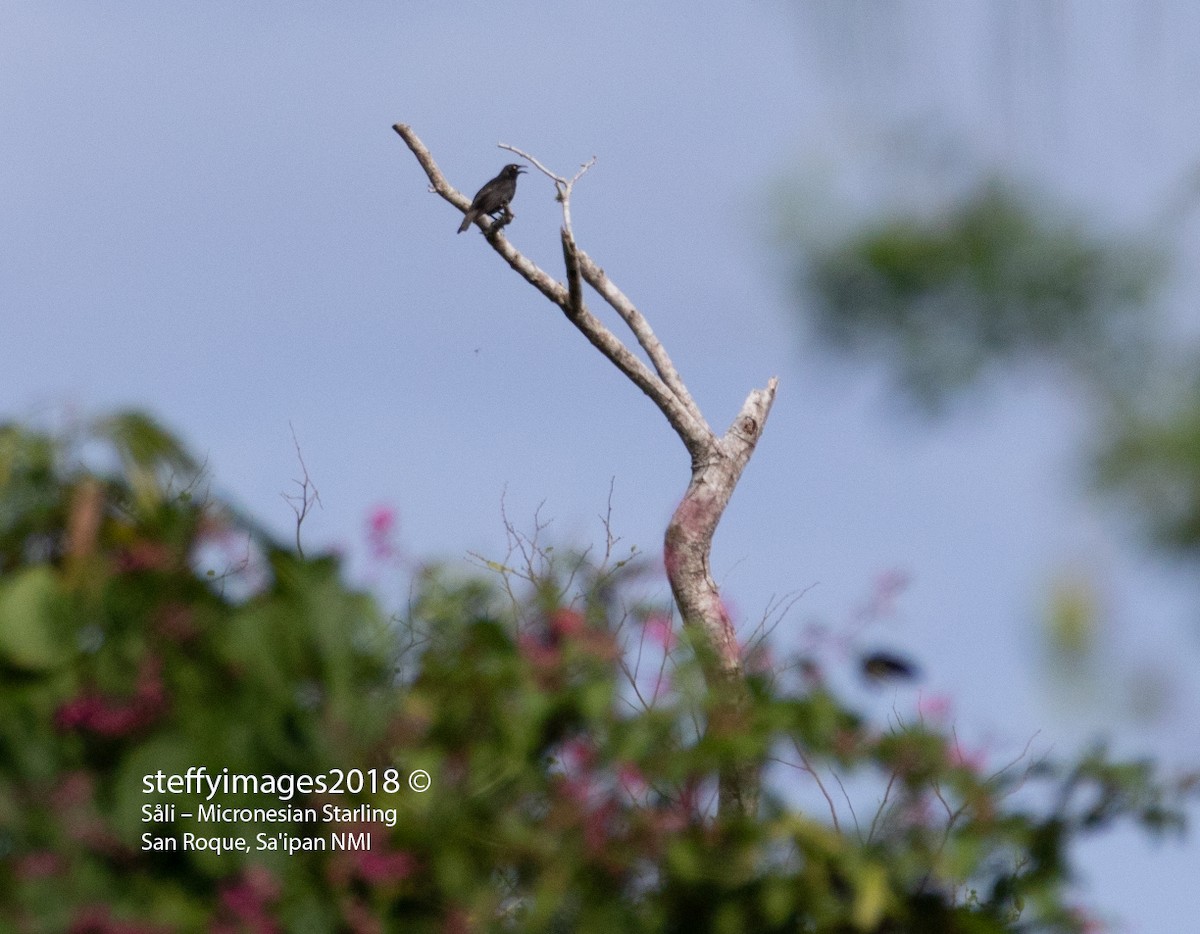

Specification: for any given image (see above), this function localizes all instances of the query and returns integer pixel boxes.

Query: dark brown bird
[860,650,920,685]
[457,163,526,233]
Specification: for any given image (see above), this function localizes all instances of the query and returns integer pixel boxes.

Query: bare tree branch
[393,123,780,817]
[561,228,585,316]
[573,247,710,435]
[501,140,707,434]
[558,228,709,456]
[515,147,710,438]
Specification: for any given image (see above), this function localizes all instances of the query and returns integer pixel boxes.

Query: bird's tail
[457,213,473,234]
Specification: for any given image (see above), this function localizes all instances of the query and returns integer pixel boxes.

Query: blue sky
[4,2,1199,927]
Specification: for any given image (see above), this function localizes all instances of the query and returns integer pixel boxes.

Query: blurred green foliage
[1094,370,1200,552]
[790,166,1200,587]
[0,413,1194,931]
[796,178,1160,409]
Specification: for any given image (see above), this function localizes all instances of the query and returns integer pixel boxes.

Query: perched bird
[457,163,527,233]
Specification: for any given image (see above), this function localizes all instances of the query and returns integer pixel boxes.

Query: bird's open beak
[517,166,527,174]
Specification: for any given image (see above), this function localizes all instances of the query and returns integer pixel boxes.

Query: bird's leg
[491,206,515,231]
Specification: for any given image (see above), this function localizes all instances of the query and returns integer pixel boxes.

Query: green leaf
[0,566,68,671]
[852,862,889,930]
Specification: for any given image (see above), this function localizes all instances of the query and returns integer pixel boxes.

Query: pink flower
[55,694,150,737]
[53,657,168,738]
[54,695,106,732]
[556,774,599,807]
[518,633,560,672]
[365,504,398,561]
[154,603,197,642]
[617,763,649,798]
[135,655,167,705]
[216,866,282,933]
[917,693,953,722]
[560,737,597,774]
[14,850,64,880]
[949,741,988,774]
[582,799,618,857]
[549,609,585,640]
[643,613,676,651]
[354,847,418,885]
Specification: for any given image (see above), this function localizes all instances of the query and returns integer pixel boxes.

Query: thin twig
[867,768,901,843]
[282,422,322,558]
[831,769,862,840]
[790,740,841,832]
[599,476,619,565]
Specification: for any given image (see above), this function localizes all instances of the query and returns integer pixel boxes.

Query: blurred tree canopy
[795,177,1161,410]
[0,413,1194,931]
[784,171,1200,567]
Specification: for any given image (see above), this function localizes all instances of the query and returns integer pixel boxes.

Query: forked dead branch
[393,123,778,815]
